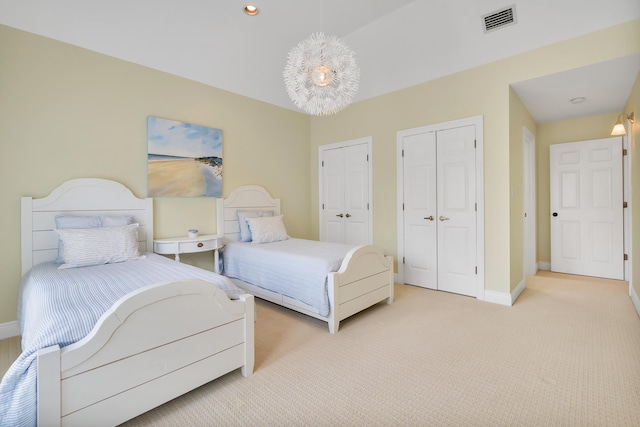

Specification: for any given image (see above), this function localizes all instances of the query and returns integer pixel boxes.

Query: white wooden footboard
[327,245,394,334]
[37,280,255,427]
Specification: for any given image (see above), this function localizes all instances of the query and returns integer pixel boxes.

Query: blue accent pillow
[100,215,135,227]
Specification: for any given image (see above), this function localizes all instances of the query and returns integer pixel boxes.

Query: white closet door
[320,140,372,245]
[322,147,346,243]
[402,131,437,289]
[344,143,370,245]
[400,125,477,297]
[436,126,477,296]
[550,137,623,279]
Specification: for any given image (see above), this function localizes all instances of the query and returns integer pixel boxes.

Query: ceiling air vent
[482,5,517,33]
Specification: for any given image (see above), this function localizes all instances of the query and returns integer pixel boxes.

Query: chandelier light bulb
[283,32,360,116]
[311,65,331,87]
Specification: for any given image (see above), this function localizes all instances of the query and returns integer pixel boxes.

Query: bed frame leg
[241,294,255,377]
[386,256,395,304]
[328,318,337,334]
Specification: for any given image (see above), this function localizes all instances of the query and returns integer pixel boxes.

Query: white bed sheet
[222,238,354,316]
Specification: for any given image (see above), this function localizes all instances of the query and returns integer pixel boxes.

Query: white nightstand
[153,234,222,267]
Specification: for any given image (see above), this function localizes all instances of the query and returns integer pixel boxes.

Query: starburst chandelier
[283,32,360,116]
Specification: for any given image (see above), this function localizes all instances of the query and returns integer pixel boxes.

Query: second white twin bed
[219,185,394,334]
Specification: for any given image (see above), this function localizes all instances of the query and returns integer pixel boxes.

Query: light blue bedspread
[222,238,354,316]
[0,253,243,427]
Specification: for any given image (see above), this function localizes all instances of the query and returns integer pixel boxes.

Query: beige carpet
[2,272,640,426]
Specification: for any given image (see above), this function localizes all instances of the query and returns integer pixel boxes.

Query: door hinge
[623,201,628,208]
[403,203,405,211]
[402,149,404,157]
[366,154,369,161]
[367,203,370,210]
[321,160,324,167]
[623,148,628,156]
[624,254,628,261]
[403,256,405,264]
[475,203,477,212]
[474,139,476,148]
[322,203,324,209]
[475,266,477,274]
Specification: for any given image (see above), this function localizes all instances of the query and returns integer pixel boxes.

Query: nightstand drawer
[179,239,217,253]
[153,234,221,263]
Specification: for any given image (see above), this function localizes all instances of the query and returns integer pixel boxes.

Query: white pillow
[56,223,144,269]
[245,215,289,244]
[237,210,274,242]
[54,215,102,263]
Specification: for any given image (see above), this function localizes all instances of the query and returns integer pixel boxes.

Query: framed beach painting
[147,116,223,197]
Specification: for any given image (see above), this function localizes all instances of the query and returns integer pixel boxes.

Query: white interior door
[322,147,345,243]
[400,124,477,297]
[402,131,437,289]
[344,143,370,245]
[436,126,477,296]
[320,138,372,245]
[550,137,623,280]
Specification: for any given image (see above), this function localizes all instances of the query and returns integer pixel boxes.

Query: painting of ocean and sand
[147,116,223,197]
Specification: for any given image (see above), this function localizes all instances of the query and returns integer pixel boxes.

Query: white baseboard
[484,290,512,306]
[0,321,19,340]
[484,279,526,307]
[539,262,551,271]
[631,284,640,319]
[511,278,526,305]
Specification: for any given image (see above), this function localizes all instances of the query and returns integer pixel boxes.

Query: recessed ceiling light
[570,97,586,104]
[244,5,258,16]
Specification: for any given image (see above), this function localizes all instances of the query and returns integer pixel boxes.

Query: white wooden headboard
[21,178,154,275]
[219,185,281,244]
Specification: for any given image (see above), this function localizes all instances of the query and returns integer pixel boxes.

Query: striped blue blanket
[222,238,354,316]
[0,253,243,427]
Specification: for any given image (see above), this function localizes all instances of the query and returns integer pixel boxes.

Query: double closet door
[320,138,372,245]
[399,125,477,297]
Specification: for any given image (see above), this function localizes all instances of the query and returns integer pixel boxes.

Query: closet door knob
[424,216,434,221]
[336,213,344,218]
[345,213,351,218]
[439,216,450,221]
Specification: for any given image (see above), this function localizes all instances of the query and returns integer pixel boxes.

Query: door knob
[345,213,351,218]
[424,216,434,221]
[336,213,344,218]
[552,212,558,217]
[439,216,450,221]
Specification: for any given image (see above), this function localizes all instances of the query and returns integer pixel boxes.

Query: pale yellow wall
[624,71,640,304]
[309,20,640,296]
[509,88,538,290]
[0,25,311,324]
[536,112,622,264]
[2,20,639,324]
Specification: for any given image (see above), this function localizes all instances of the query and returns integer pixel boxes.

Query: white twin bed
[2,179,255,427]
[2,179,393,427]
[219,185,394,334]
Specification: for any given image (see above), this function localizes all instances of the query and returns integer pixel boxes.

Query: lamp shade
[611,120,626,136]
[283,32,360,116]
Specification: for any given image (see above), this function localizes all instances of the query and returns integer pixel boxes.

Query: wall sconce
[611,112,635,136]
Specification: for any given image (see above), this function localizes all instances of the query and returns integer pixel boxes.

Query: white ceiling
[1,0,639,121]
